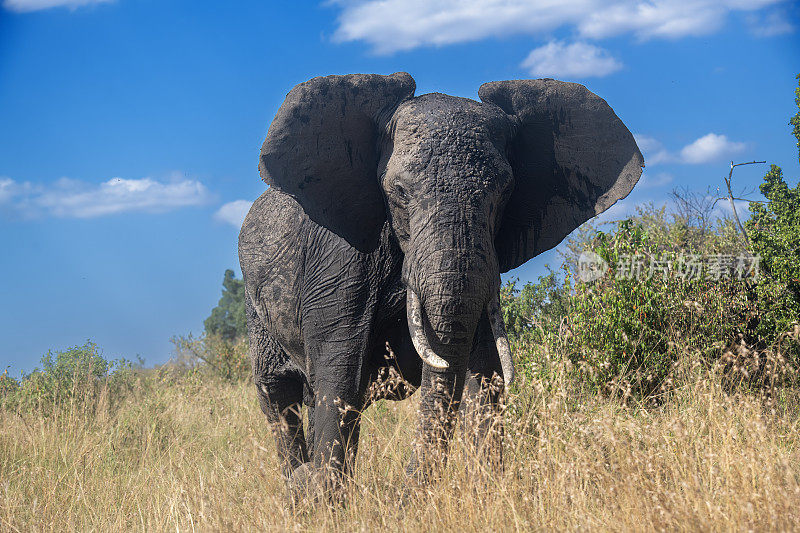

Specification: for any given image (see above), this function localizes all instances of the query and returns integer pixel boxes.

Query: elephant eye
[394,181,408,202]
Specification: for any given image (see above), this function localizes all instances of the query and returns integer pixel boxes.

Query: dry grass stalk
[2,347,800,532]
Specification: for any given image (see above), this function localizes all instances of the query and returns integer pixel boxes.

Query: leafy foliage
[501,271,567,340]
[790,73,800,156]
[566,215,755,399]
[503,206,759,400]
[746,166,800,338]
[0,342,135,413]
[170,333,250,382]
[744,76,800,361]
[204,269,247,342]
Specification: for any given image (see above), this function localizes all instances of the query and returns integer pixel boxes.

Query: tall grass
[3,349,800,531]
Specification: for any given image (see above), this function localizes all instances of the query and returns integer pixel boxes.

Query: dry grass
[2,360,800,532]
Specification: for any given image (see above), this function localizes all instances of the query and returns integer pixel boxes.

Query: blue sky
[1,0,798,374]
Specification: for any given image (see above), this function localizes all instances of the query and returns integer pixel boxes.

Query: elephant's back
[239,188,307,358]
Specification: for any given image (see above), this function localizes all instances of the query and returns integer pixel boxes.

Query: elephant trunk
[403,235,510,476]
[406,287,515,387]
[405,243,495,339]
[406,362,467,479]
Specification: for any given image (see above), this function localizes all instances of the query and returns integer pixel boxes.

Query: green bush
[746,167,800,353]
[742,74,800,374]
[0,368,20,397]
[565,213,755,399]
[170,333,250,382]
[1,341,135,413]
[502,271,567,340]
[502,205,781,401]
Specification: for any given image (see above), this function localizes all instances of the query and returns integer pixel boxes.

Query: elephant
[238,72,643,498]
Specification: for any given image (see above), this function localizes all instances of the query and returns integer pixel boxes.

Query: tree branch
[725,160,766,249]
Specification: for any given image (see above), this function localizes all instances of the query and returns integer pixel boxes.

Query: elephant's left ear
[260,72,415,251]
[479,79,644,272]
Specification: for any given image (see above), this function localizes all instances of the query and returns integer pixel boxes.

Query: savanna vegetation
[1,77,799,531]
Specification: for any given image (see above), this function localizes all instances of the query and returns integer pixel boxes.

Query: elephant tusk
[487,292,515,387]
[406,290,449,370]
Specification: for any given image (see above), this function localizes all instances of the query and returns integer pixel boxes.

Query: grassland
[2,355,800,532]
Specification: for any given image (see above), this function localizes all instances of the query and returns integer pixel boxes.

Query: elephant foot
[287,462,322,505]
[289,462,354,506]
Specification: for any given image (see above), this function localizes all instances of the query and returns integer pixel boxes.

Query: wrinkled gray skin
[239,72,643,498]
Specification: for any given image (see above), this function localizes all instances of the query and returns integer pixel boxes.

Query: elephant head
[259,72,642,413]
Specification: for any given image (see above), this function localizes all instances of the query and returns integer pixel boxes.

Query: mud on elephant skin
[238,72,643,499]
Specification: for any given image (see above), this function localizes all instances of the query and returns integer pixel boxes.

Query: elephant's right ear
[260,72,416,251]
[480,79,644,272]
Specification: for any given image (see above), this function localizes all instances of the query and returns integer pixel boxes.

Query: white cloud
[3,0,112,12]
[0,175,212,218]
[747,9,795,37]
[330,0,784,54]
[214,200,252,228]
[0,177,34,206]
[332,0,587,54]
[634,133,746,166]
[520,41,622,78]
[712,196,752,222]
[634,134,673,165]
[679,133,745,164]
[576,1,769,40]
[0,178,15,203]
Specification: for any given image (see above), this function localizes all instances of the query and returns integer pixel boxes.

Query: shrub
[741,74,800,374]
[564,213,756,400]
[1,341,135,413]
[169,333,250,382]
[502,205,776,401]
[746,165,800,356]
[0,368,20,397]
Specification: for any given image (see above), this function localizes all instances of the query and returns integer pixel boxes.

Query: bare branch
[725,160,767,249]
[670,186,717,234]
[731,160,767,169]
[713,196,766,204]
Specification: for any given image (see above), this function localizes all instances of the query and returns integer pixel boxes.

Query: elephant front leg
[310,376,363,495]
[299,333,369,499]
